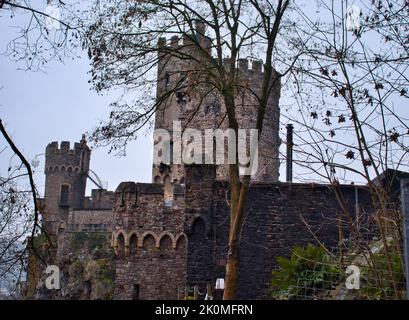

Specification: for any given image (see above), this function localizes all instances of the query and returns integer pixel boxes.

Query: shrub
[271,244,341,299]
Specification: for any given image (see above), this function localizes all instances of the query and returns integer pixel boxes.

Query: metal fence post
[401,179,409,300]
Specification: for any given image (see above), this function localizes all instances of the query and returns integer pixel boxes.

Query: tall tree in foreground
[86,0,293,299]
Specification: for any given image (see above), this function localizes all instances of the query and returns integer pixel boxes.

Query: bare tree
[281,0,409,299]
[0,119,40,297]
[85,0,295,299]
[0,1,89,297]
[0,0,85,71]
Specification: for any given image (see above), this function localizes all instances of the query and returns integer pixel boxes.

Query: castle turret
[153,28,281,185]
[43,135,90,234]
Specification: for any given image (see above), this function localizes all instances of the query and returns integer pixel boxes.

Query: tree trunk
[223,239,240,299]
[223,177,250,300]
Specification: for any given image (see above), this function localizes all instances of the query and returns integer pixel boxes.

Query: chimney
[286,124,294,183]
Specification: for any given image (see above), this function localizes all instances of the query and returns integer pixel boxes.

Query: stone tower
[43,135,90,234]
[152,22,281,193]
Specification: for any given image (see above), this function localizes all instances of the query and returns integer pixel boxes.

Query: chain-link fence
[271,225,407,300]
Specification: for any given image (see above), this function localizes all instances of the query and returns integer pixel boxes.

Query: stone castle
[27,24,381,300]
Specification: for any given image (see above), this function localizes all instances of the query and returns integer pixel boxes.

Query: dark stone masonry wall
[186,178,373,299]
[35,135,378,300]
[67,209,112,233]
[114,235,187,300]
[113,182,185,232]
[111,181,187,299]
[110,165,373,300]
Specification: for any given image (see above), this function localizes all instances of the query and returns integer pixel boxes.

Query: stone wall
[111,182,188,299]
[84,189,115,210]
[152,25,281,186]
[66,209,113,233]
[112,182,185,233]
[113,233,187,300]
[111,165,373,300]
[43,138,91,235]
[186,180,373,299]
[35,137,377,301]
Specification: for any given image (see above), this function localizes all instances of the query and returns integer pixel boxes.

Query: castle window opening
[80,150,87,173]
[165,72,170,88]
[57,221,66,235]
[205,102,221,115]
[59,184,70,206]
[164,200,173,213]
[169,141,174,161]
[129,234,137,255]
[120,190,125,207]
[176,92,187,106]
[179,72,187,88]
[133,284,140,300]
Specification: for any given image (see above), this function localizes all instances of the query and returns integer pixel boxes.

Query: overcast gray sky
[0,13,153,196]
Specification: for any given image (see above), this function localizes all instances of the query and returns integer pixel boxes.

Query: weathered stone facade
[152,23,281,191]
[28,141,374,300]
[42,137,114,237]
[207,177,373,299]
[111,182,187,299]
[26,24,379,300]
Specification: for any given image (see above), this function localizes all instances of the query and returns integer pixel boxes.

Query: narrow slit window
[60,185,69,206]
[133,284,140,300]
[165,72,170,88]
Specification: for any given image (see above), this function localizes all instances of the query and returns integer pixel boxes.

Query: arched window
[159,235,173,253]
[116,233,126,258]
[142,234,156,254]
[176,235,187,252]
[129,233,138,256]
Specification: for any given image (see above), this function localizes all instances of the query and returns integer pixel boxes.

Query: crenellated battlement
[46,138,89,156]
[45,136,90,174]
[113,182,185,203]
[157,34,277,86]
[223,57,269,80]
[157,15,280,78]
[158,35,265,70]
[46,141,74,155]
[157,20,211,54]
